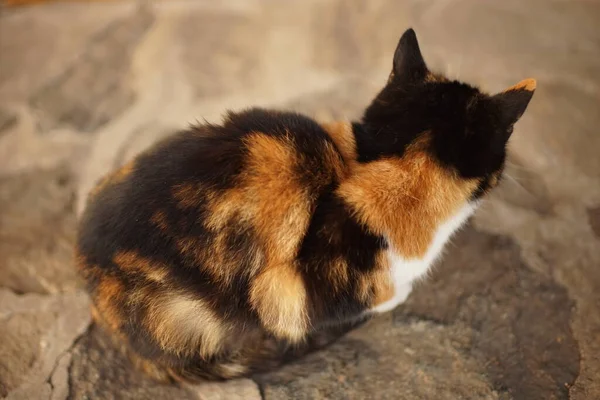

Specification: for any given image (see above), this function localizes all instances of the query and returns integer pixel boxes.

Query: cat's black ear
[392,28,428,84]
[492,79,536,129]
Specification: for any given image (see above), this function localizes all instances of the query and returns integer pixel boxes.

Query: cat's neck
[321,121,478,259]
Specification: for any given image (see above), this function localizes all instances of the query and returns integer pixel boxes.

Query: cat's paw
[369,282,412,314]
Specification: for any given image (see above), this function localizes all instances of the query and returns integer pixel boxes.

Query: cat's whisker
[503,173,536,197]
[503,172,525,185]
[505,160,535,172]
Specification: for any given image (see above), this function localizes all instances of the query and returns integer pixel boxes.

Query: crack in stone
[46,351,67,393]
[45,323,92,400]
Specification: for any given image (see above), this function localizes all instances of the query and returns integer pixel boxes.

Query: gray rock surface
[0,290,90,399]
[1,0,599,399]
[0,166,79,294]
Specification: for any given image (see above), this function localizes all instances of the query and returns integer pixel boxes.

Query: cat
[75,28,535,382]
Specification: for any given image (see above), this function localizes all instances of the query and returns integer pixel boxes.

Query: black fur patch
[298,186,386,325]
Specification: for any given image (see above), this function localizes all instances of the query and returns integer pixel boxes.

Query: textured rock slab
[283,77,379,123]
[187,379,262,400]
[0,2,136,103]
[588,206,600,238]
[309,0,417,75]
[0,165,79,294]
[28,5,154,133]
[257,319,496,400]
[0,106,91,178]
[402,226,580,399]
[0,290,90,398]
[0,108,17,134]
[68,326,261,400]
[177,9,267,99]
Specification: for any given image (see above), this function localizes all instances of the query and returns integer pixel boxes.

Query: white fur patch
[370,202,477,313]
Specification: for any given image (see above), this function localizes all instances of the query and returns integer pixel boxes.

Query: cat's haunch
[76,28,535,381]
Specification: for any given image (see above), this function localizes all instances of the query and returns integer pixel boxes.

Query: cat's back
[76,108,346,287]
[75,108,349,365]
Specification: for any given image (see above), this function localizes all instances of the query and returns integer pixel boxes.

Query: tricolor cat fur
[76,28,535,381]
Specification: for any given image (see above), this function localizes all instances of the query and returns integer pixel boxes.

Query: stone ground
[1,0,599,399]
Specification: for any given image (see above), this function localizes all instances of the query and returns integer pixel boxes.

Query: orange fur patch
[337,139,478,258]
[489,172,500,189]
[95,275,126,332]
[204,187,249,231]
[74,249,88,273]
[425,72,449,83]
[321,121,357,171]
[354,252,392,304]
[176,229,264,287]
[325,257,350,295]
[241,133,314,260]
[172,183,204,209]
[127,352,172,382]
[172,132,326,287]
[196,133,315,341]
[503,78,536,92]
[113,250,168,283]
[75,252,105,292]
[249,262,308,342]
[206,132,316,262]
[364,252,394,304]
[150,211,169,231]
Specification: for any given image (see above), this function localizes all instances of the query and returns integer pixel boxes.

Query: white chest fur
[370,203,477,313]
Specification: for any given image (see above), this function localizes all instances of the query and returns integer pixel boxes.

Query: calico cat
[76,28,535,381]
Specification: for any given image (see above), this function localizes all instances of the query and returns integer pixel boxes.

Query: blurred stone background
[1,0,599,399]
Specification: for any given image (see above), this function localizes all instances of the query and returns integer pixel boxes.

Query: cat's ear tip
[519,78,537,92]
[401,28,417,40]
[504,78,537,93]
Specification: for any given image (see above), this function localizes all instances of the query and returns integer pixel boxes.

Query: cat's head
[360,28,535,199]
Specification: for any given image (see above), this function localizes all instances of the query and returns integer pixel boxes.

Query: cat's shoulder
[220,107,341,158]
[223,107,328,138]
[83,108,347,216]
[142,107,340,163]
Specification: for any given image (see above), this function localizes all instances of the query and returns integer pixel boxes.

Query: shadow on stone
[69,325,198,400]
[399,225,580,400]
